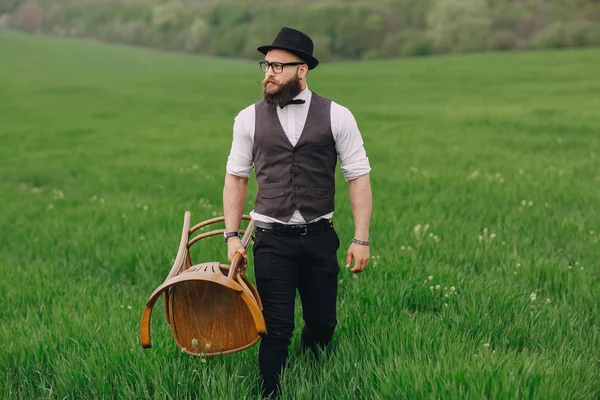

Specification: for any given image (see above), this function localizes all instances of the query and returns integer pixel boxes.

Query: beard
[262,75,302,107]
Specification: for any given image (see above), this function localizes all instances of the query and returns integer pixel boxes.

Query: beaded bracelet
[352,238,370,246]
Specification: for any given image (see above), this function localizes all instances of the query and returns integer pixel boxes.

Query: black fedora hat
[257,27,319,70]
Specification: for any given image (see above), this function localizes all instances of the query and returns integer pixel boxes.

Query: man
[222,27,372,398]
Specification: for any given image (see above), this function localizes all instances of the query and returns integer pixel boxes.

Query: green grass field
[1,30,599,399]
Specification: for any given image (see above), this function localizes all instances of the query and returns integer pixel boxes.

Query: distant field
[1,30,599,399]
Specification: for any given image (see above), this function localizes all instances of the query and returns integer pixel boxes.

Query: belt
[254,219,332,236]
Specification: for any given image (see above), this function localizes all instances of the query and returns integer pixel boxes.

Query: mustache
[261,77,279,87]
[262,75,302,107]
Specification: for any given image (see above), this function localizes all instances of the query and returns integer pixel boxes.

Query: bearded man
[222,27,372,398]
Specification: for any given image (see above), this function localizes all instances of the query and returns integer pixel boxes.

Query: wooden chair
[139,212,266,356]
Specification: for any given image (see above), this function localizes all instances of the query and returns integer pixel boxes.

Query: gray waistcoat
[253,92,337,222]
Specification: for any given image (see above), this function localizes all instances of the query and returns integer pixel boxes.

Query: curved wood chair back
[139,212,265,356]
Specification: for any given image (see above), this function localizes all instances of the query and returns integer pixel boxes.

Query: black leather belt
[254,219,332,236]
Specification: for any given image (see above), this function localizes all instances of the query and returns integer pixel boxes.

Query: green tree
[209,24,249,57]
[152,1,185,33]
[312,34,333,62]
[364,13,384,51]
[427,0,493,53]
[300,3,353,40]
[184,17,210,53]
[385,0,432,31]
[333,8,381,59]
[2,0,600,61]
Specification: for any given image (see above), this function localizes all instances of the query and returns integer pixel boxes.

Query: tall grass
[1,31,599,399]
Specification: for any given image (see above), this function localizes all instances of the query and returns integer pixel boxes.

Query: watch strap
[224,231,240,242]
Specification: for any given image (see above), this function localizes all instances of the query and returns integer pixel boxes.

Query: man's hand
[345,242,370,273]
[227,237,247,262]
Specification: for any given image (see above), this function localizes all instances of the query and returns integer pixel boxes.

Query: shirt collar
[294,86,311,102]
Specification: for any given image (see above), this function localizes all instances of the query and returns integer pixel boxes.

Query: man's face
[261,49,305,95]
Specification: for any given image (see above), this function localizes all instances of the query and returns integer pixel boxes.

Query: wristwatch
[224,231,239,242]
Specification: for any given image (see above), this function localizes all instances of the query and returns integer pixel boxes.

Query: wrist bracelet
[352,238,370,246]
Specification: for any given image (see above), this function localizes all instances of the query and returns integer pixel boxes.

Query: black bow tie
[280,99,305,109]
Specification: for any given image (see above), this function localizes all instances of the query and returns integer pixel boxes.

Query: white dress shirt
[226,86,371,224]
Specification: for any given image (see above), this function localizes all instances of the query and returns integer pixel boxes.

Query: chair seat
[139,214,265,356]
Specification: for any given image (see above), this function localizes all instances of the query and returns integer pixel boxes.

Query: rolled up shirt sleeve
[331,102,371,181]
[226,105,255,178]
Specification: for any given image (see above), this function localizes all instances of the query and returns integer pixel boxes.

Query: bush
[564,21,600,47]
[16,1,43,33]
[0,0,20,14]
[67,19,87,38]
[380,30,432,58]
[489,30,518,51]
[42,4,65,31]
[116,21,149,46]
[529,22,567,49]
[491,2,520,32]
[362,49,380,60]
[0,13,10,29]
[380,33,404,58]
[400,34,433,57]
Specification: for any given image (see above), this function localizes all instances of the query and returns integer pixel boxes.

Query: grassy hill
[1,30,599,398]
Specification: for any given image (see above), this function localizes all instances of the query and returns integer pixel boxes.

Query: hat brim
[257,45,319,70]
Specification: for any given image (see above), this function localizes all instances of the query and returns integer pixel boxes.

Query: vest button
[292,175,298,179]
[294,199,299,203]
[293,161,298,166]
[294,186,298,191]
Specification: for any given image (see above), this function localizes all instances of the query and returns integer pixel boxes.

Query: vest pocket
[260,188,285,198]
[306,187,330,199]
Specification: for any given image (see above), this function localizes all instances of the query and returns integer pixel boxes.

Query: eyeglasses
[259,61,305,74]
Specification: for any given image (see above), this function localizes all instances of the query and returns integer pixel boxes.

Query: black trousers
[252,222,341,398]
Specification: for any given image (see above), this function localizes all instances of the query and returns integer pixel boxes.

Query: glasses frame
[259,61,305,74]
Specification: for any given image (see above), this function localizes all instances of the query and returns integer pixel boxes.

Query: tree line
[2,0,600,61]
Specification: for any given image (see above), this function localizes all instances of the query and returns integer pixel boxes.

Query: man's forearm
[348,173,372,241]
[223,173,249,233]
